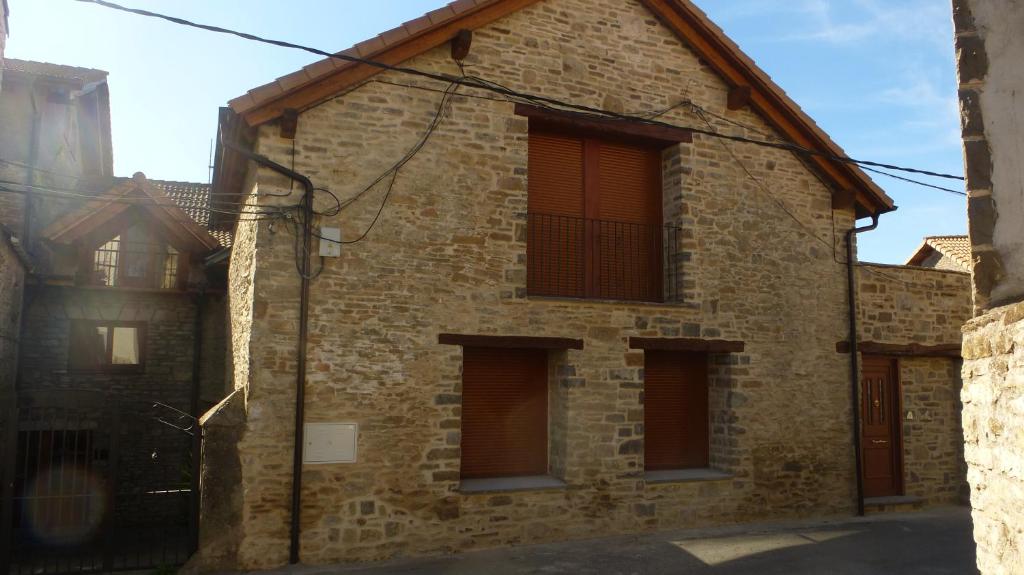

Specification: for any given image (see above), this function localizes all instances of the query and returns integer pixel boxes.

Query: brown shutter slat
[527,132,585,297]
[643,351,708,471]
[594,142,662,301]
[461,347,548,479]
[595,142,661,225]
[527,133,585,217]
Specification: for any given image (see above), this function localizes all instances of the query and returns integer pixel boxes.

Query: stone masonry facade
[201,0,973,569]
[962,302,1024,574]
[954,0,1024,573]
[856,264,972,506]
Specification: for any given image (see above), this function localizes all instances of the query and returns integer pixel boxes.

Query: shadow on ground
[285,507,977,575]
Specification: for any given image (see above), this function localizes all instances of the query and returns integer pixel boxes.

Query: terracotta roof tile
[927,235,971,269]
[141,179,234,247]
[380,26,411,45]
[303,57,337,79]
[426,5,457,24]
[450,0,478,14]
[354,36,387,56]
[403,15,434,35]
[277,69,312,92]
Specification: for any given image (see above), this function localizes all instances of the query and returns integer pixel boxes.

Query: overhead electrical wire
[74,0,967,186]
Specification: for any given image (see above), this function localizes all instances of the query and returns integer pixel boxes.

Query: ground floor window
[460,347,548,479]
[68,320,145,372]
[643,350,709,470]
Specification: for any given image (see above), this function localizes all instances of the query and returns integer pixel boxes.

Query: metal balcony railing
[526,212,682,303]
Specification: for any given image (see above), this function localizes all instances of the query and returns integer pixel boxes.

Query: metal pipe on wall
[219,137,314,565]
[846,212,880,517]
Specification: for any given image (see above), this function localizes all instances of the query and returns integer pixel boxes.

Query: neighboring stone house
[196,0,972,569]
[906,235,971,273]
[953,0,1024,573]
[0,59,233,570]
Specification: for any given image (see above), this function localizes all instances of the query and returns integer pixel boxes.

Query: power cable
[74,0,966,184]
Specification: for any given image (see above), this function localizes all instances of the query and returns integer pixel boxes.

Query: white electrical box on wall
[319,226,342,257]
[303,423,358,464]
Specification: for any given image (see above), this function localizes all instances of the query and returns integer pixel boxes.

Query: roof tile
[426,5,456,24]
[303,57,338,79]
[354,36,387,56]
[248,82,284,104]
[449,0,478,14]
[380,26,411,46]
[277,69,313,92]
[403,15,434,35]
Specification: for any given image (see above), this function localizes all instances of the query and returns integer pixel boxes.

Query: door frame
[860,355,905,497]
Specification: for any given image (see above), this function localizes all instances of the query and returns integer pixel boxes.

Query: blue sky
[5,0,965,263]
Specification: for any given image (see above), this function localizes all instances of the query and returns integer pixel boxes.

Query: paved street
[278,507,977,575]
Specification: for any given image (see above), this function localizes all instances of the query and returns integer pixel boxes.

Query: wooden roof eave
[639,0,894,217]
[228,0,894,216]
[232,0,544,127]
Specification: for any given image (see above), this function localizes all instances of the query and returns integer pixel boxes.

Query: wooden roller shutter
[527,132,586,298]
[643,350,708,471]
[461,347,548,479]
[594,141,662,302]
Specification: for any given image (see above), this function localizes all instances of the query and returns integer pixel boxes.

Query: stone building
[0,59,232,571]
[906,235,971,273]
[953,0,1024,573]
[195,0,972,569]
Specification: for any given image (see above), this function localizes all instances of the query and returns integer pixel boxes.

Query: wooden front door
[861,356,903,497]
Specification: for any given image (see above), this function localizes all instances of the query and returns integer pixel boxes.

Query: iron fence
[1,393,197,575]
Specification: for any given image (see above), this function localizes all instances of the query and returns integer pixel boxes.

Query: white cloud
[756,0,953,46]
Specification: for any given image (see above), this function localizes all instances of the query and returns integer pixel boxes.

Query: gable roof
[906,235,972,271]
[149,179,234,247]
[226,0,893,216]
[42,172,222,252]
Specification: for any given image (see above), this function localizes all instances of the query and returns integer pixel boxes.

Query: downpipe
[220,137,313,564]
[846,213,879,517]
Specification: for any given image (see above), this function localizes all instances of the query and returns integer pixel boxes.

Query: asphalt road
[279,507,977,575]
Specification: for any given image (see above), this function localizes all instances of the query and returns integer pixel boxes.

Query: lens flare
[21,465,107,546]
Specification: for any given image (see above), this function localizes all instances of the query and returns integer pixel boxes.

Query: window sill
[645,468,734,485]
[459,475,567,494]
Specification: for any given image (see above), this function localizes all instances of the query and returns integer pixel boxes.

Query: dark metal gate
[1,391,198,574]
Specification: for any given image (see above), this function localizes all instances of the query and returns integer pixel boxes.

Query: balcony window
[526,129,680,302]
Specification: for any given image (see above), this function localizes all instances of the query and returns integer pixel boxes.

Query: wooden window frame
[68,320,147,374]
[80,220,191,291]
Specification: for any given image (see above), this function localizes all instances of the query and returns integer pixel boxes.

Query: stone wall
[962,301,1024,574]
[855,264,971,506]
[954,2,1024,573]
[18,286,225,504]
[856,264,972,346]
[899,357,967,505]
[953,0,1024,309]
[212,0,874,568]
